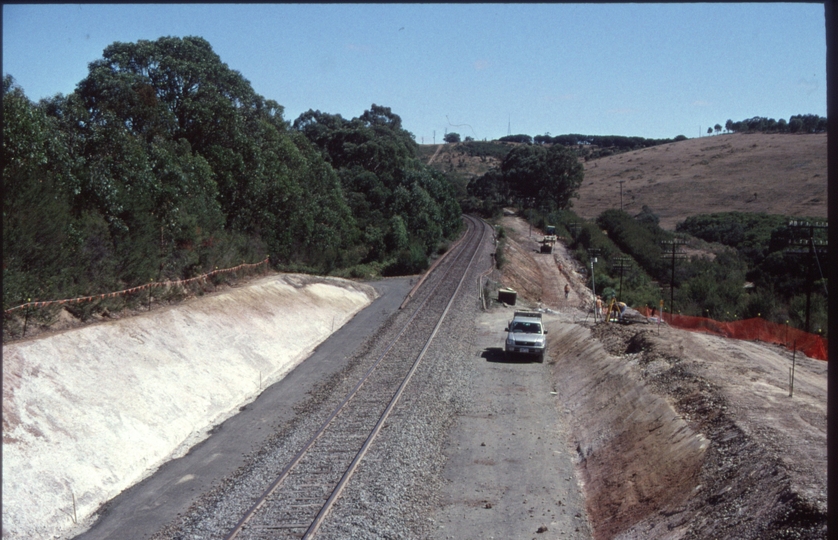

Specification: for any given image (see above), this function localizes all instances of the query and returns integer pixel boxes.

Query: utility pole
[588,249,601,322]
[786,220,828,333]
[660,239,688,319]
[617,180,625,211]
[525,197,535,237]
[612,257,632,301]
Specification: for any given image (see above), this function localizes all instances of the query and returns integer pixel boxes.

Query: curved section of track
[226,215,488,539]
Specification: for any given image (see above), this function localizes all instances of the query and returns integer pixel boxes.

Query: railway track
[225,215,489,539]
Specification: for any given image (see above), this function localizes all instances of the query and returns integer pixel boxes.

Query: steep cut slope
[2,274,375,539]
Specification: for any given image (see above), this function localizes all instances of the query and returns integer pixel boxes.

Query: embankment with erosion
[3,274,375,539]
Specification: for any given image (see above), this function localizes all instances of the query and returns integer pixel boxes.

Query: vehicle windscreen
[512,322,542,334]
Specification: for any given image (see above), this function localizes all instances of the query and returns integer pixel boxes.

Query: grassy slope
[572,132,826,230]
[421,132,827,231]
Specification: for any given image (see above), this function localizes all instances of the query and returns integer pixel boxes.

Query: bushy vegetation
[465,143,584,217]
[458,140,513,161]
[677,212,827,332]
[537,209,663,310]
[465,133,684,164]
[534,133,677,150]
[677,213,792,267]
[524,207,827,335]
[3,37,462,313]
[498,134,533,144]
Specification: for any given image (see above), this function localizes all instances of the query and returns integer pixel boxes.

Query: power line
[660,239,688,316]
[786,220,828,332]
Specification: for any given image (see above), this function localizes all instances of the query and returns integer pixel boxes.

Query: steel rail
[225,216,485,539]
[399,218,472,310]
[304,215,487,538]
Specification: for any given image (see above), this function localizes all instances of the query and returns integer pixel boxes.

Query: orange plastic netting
[635,307,827,361]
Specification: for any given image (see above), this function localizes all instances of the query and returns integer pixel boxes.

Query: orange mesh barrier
[636,307,827,362]
[4,258,269,315]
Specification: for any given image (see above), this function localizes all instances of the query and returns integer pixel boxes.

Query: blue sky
[3,3,827,142]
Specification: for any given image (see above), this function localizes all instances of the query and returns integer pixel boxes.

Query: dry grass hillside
[419,141,506,180]
[575,132,827,230]
[423,132,827,231]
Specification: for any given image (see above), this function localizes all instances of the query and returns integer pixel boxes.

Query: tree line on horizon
[448,112,827,149]
[3,36,462,316]
[719,114,827,135]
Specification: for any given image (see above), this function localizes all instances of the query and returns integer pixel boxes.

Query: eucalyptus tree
[500,143,584,212]
[72,36,355,271]
[294,104,460,268]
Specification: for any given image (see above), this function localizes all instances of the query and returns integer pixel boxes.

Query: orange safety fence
[635,307,827,361]
[4,258,270,315]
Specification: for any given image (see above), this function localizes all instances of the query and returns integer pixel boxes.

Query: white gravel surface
[2,274,374,540]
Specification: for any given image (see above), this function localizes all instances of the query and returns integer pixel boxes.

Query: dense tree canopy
[3,37,462,313]
[504,144,584,211]
[293,105,461,269]
[466,141,584,216]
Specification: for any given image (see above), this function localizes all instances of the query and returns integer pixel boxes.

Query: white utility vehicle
[504,311,547,362]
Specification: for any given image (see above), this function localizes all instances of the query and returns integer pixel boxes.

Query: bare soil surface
[484,215,826,538]
[575,132,827,230]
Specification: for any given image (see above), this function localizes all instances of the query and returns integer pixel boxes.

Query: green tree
[294,104,461,265]
[72,36,358,273]
[444,132,461,143]
[3,76,80,306]
[500,143,584,212]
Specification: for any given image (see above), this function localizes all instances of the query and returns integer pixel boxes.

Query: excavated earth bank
[499,214,826,539]
[2,274,375,539]
[548,323,826,539]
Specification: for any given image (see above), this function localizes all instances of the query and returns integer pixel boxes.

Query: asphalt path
[74,277,413,540]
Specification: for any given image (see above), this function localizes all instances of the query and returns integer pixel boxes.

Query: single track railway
[226,215,489,539]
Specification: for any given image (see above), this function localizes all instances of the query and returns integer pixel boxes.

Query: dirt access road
[444,215,826,539]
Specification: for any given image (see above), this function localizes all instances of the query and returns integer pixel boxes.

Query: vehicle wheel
[537,354,544,364]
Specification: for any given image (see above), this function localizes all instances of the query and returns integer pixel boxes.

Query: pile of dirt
[495,213,591,311]
[587,323,826,538]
